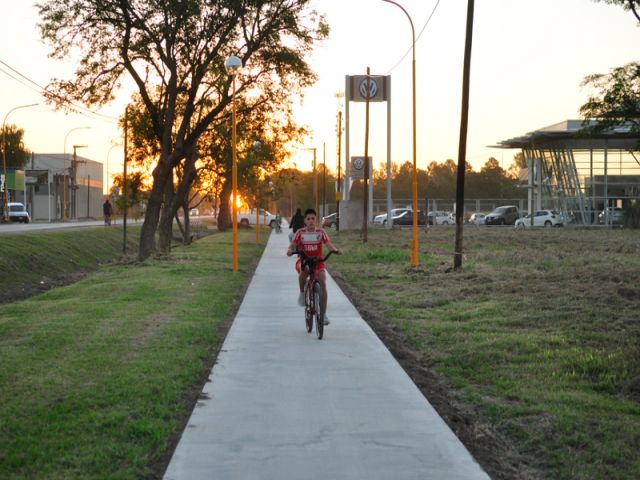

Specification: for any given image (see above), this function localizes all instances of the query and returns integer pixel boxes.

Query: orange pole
[232,75,238,272]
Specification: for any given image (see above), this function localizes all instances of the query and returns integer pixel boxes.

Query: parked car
[598,207,624,226]
[322,212,338,228]
[485,205,520,225]
[373,208,410,226]
[237,209,279,228]
[427,211,453,225]
[392,210,427,226]
[515,210,564,228]
[5,202,30,223]
[468,212,486,225]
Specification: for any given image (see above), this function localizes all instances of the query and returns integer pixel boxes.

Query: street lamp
[2,103,38,221]
[63,126,90,220]
[381,0,419,268]
[226,55,242,272]
[106,143,123,195]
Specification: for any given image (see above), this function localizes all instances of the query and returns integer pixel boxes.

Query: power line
[0,59,119,123]
[384,0,442,75]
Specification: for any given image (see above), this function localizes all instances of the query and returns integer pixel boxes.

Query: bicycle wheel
[304,283,313,333]
[313,281,324,340]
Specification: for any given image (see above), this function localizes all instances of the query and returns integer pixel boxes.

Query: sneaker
[323,315,330,326]
[297,292,305,307]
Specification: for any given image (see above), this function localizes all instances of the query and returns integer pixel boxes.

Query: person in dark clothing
[289,207,305,241]
[103,198,113,226]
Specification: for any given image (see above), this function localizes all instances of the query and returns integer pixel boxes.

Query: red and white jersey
[292,228,330,259]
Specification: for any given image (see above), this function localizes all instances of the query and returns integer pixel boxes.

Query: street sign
[350,156,372,180]
[348,75,389,102]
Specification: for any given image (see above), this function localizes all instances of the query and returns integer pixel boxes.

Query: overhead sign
[350,156,372,180]
[348,75,389,102]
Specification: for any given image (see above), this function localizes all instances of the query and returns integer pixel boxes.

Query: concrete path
[164,231,489,480]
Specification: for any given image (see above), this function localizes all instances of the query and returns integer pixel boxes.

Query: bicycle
[294,249,336,340]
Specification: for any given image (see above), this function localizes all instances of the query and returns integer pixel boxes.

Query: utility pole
[322,142,326,219]
[336,110,342,231]
[123,106,128,255]
[454,0,475,270]
[362,67,371,243]
[72,145,87,220]
[313,148,318,215]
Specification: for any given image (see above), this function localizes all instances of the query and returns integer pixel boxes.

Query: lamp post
[106,143,122,195]
[2,103,38,221]
[63,126,90,220]
[381,0,418,267]
[226,55,242,272]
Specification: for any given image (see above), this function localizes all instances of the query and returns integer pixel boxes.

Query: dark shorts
[296,258,325,274]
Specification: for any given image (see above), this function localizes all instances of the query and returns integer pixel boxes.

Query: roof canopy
[494,120,639,150]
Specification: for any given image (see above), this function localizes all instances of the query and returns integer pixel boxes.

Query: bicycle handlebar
[293,249,339,263]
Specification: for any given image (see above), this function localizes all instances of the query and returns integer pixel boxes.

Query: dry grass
[329,226,640,480]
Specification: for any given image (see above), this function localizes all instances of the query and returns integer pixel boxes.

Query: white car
[6,202,30,223]
[515,210,563,228]
[237,209,279,228]
[373,208,410,226]
[468,213,486,225]
[427,211,453,225]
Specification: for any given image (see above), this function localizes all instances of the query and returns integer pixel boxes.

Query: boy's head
[304,208,317,228]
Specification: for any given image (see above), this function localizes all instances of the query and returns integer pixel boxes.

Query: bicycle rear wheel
[304,284,313,333]
[313,281,324,340]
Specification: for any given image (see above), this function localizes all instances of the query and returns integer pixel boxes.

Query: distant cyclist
[288,207,305,242]
[287,208,340,325]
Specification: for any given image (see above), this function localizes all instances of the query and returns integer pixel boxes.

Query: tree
[1,124,30,169]
[39,0,328,259]
[593,0,640,22]
[580,62,640,136]
[580,1,640,138]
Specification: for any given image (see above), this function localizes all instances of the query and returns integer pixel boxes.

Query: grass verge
[329,227,640,480]
[0,229,264,479]
[0,226,141,303]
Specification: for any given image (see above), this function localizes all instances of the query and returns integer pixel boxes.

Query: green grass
[329,227,640,480]
[0,230,264,479]
[0,227,140,299]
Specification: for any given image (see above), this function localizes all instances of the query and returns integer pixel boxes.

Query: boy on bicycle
[286,208,340,325]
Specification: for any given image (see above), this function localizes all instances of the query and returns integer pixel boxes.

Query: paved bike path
[164,231,489,480]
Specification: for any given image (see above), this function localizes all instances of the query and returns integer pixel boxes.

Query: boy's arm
[287,239,298,256]
[326,241,340,254]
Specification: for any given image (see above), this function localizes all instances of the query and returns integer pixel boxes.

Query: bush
[623,202,640,229]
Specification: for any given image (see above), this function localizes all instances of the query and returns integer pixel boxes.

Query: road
[0,219,130,234]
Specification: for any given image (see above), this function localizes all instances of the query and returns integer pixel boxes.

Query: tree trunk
[218,180,232,231]
[158,151,199,250]
[183,202,191,244]
[139,161,172,260]
[158,169,176,254]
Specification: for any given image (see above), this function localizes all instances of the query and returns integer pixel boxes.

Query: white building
[25,153,104,221]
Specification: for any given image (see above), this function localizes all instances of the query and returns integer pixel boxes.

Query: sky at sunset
[1,0,638,186]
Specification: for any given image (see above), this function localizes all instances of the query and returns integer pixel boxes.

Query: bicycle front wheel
[313,281,324,340]
[304,284,313,333]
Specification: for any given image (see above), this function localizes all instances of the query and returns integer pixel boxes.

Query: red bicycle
[295,250,336,340]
